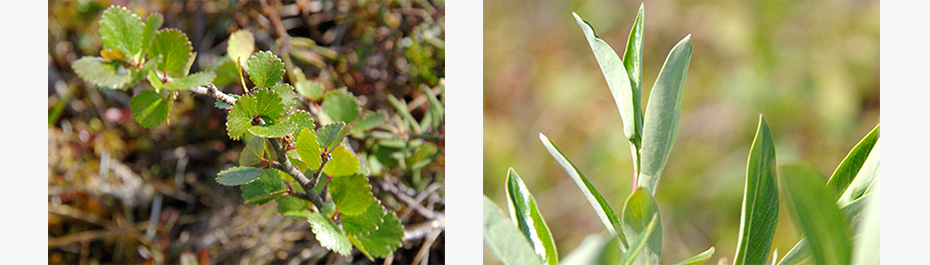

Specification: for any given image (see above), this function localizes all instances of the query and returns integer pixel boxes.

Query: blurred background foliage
[484,0,877,263]
[49,0,444,264]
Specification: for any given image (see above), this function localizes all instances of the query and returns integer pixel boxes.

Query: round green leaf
[165,71,215,91]
[98,6,144,58]
[350,209,404,258]
[342,200,386,236]
[329,174,373,216]
[148,29,193,76]
[322,90,360,123]
[130,90,168,128]
[247,51,285,88]
[295,128,323,170]
[227,30,255,70]
[308,211,352,256]
[72,57,134,90]
[324,145,360,177]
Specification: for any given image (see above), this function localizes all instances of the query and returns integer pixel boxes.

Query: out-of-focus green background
[484,0,878,263]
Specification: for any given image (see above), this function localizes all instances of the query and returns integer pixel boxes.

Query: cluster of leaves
[734,120,880,265]
[72,5,405,260]
[484,6,705,264]
[484,4,879,265]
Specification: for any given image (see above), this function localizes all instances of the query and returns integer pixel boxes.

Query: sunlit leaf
[734,116,779,265]
[307,211,352,256]
[827,125,879,199]
[619,213,659,265]
[539,133,626,244]
[72,57,134,90]
[483,196,542,265]
[324,145,360,177]
[247,51,285,88]
[227,29,255,70]
[674,247,715,265]
[98,6,144,58]
[148,29,193,76]
[350,208,404,258]
[506,168,558,265]
[295,128,323,170]
[329,174,372,216]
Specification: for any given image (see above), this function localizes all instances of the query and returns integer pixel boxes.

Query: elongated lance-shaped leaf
[733,115,779,265]
[505,168,558,265]
[639,34,692,194]
[827,124,879,199]
[778,188,876,265]
[621,188,662,265]
[619,213,659,265]
[621,5,646,175]
[483,196,543,265]
[837,139,880,205]
[673,247,715,265]
[539,133,626,244]
[781,164,852,265]
[851,179,879,265]
[572,12,643,163]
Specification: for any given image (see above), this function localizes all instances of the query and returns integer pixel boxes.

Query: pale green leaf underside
[324,145,360,177]
[483,196,542,265]
[350,209,404,258]
[837,139,880,206]
[638,34,692,194]
[827,124,879,199]
[734,116,779,265]
[506,168,558,265]
[329,174,373,216]
[619,213,659,265]
[322,90,361,123]
[308,211,353,256]
[781,165,852,265]
[216,166,264,186]
[572,12,641,153]
[72,57,134,90]
[352,111,387,133]
[148,29,193,76]
[165,71,215,91]
[130,90,168,128]
[248,121,297,138]
[673,246,715,265]
[98,6,144,57]
[621,188,662,265]
[850,179,879,265]
[239,136,265,166]
[289,110,316,132]
[227,29,255,70]
[272,83,298,110]
[342,199,386,236]
[240,169,287,205]
[247,51,285,88]
[295,128,323,170]
[296,79,325,100]
[539,133,623,237]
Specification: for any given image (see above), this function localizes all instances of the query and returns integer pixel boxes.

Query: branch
[189,83,237,106]
[186,83,325,209]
